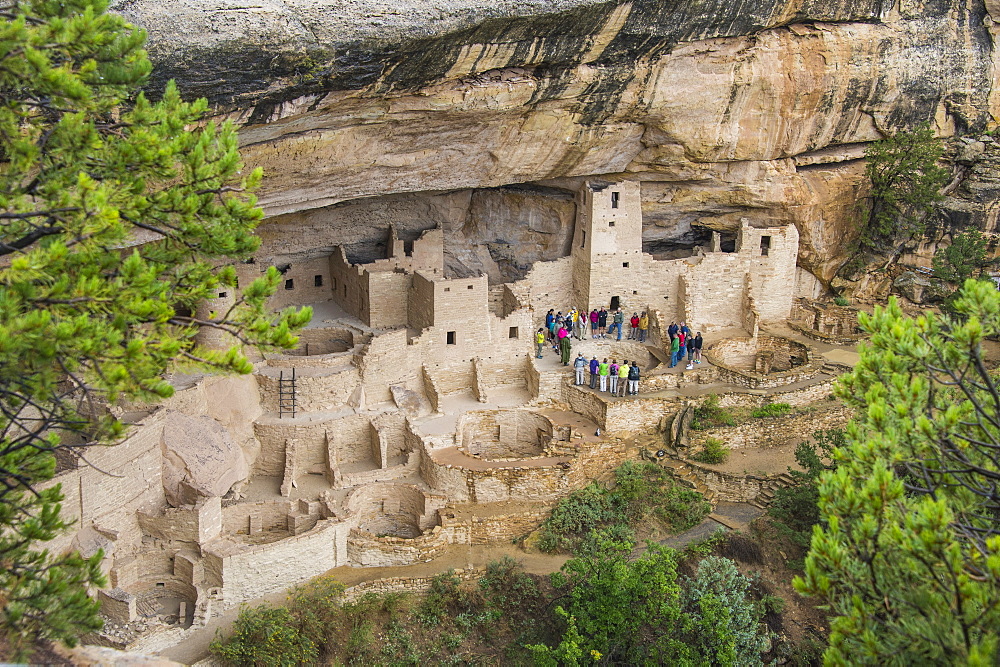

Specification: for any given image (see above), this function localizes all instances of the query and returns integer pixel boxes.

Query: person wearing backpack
[627,361,640,395]
[609,359,620,394]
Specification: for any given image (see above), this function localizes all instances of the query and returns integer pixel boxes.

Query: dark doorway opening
[610,296,620,310]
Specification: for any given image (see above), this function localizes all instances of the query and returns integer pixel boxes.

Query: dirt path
[657,501,764,550]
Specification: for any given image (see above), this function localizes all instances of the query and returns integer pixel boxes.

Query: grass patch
[691,393,736,429]
[536,461,711,554]
[750,402,792,419]
[692,437,730,464]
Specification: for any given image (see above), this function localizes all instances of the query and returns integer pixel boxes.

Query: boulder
[161,411,249,507]
[390,385,432,419]
[892,271,931,302]
[892,271,951,304]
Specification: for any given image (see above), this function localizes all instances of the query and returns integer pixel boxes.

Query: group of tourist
[534,308,706,393]
[574,354,641,396]
[667,321,703,370]
[541,307,651,343]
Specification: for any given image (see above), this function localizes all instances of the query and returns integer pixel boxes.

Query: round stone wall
[704,335,823,389]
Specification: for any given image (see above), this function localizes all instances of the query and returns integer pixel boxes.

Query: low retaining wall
[689,405,851,450]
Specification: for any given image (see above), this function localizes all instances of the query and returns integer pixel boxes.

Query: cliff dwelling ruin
[43,177,861,652]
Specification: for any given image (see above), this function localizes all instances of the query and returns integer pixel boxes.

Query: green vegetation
[833,295,851,307]
[211,605,318,666]
[532,539,770,665]
[0,0,308,655]
[535,461,711,554]
[768,429,843,550]
[861,124,949,252]
[691,393,736,429]
[750,402,792,419]
[932,229,997,284]
[214,547,773,666]
[797,280,1000,663]
[693,396,799,432]
[692,437,730,464]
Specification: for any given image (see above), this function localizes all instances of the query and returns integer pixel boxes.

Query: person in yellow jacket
[617,359,630,397]
[535,328,545,358]
[638,312,649,342]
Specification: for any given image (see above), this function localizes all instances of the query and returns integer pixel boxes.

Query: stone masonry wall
[689,404,851,450]
[204,519,347,608]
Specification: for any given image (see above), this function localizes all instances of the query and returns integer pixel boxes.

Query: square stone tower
[570,180,643,310]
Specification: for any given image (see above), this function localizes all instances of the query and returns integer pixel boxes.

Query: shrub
[286,575,345,648]
[478,556,538,611]
[691,394,736,429]
[833,296,850,307]
[416,571,475,626]
[679,556,770,665]
[768,429,843,548]
[210,604,317,666]
[537,462,711,553]
[692,437,729,464]
[750,402,792,419]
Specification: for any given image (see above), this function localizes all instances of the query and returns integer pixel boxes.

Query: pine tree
[796,280,1000,664]
[0,0,309,656]
[862,124,949,252]
[932,229,998,284]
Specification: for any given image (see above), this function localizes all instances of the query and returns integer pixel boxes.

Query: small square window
[632,290,638,295]
[284,279,294,290]
[314,275,323,287]
[467,284,474,290]
[508,327,518,339]
[218,291,227,298]
[609,221,615,227]
[446,331,456,345]
[622,262,629,268]
[444,287,451,292]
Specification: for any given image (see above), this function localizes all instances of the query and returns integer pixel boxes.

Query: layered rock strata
[114,0,999,286]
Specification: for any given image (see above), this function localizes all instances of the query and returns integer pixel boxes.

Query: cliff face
[113,0,998,289]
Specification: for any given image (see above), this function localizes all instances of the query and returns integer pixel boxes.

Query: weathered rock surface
[160,411,249,507]
[114,0,999,287]
[390,385,432,418]
[58,644,183,667]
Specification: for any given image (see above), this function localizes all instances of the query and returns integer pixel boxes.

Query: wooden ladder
[278,368,297,418]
